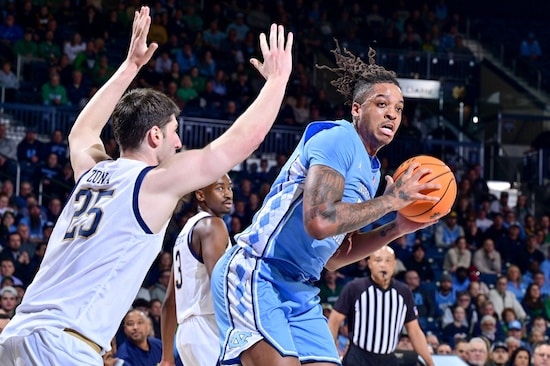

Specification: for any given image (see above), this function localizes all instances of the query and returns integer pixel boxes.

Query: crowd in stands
[0,1,548,365]
[0,0,479,123]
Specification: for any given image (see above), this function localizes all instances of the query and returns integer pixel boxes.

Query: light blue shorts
[211,245,341,365]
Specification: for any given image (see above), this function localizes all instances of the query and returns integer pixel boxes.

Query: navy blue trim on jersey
[133,166,155,234]
[65,165,97,206]
[304,121,340,144]
[188,218,206,264]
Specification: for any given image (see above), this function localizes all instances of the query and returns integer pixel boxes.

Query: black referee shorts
[343,344,398,366]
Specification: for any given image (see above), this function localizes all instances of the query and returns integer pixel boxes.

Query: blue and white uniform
[0,158,166,365]
[212,120,381,365]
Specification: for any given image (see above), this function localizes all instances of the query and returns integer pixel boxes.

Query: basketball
[392,155,457,223]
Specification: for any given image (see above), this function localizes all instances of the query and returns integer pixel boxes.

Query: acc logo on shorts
[228,330,253,349]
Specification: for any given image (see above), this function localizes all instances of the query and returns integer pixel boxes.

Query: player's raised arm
[68,6,158,180]
[147,24,293,199]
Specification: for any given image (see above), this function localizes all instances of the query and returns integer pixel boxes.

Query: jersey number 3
[64,189,115,240]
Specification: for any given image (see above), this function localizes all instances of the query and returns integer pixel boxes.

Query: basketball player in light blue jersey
[160,174,233,366]
[0,7,294,365]
[212,44,444,365]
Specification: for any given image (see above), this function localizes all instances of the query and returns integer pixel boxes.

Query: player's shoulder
[303,119,353,142]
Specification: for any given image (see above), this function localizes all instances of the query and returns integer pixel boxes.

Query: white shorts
[0,327,103,365]
[176,315,220,366]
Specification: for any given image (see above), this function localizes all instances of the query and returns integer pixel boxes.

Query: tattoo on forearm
[305,166,393,235]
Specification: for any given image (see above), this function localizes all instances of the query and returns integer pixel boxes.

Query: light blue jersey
[212,120,381,365]
[238,120,380,281]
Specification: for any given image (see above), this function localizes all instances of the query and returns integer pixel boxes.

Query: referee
[328,246,434,366]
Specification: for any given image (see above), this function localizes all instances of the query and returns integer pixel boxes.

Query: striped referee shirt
[333,277,417,354]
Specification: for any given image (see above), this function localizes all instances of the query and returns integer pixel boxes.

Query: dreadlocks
[316,39,399,105]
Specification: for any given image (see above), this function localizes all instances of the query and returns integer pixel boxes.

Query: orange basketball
[392,155,457,223]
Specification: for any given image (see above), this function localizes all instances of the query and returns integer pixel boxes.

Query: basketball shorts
[211,245,341,365]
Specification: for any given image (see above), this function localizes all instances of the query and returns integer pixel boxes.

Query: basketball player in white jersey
[0,7,293,365]
[160,174,233,366]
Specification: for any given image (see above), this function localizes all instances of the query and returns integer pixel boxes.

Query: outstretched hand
[126,6,158,69]
[250,24,293,81]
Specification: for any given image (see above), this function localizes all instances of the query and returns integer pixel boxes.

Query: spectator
[404,244,435,282]
[0,124,17,162]
[509,346,531,366]
[516,234,545,276]
[0,258,23,287]
[226,12,250,42]
[488,341,509,366]
[506,265,528,302]
[116,309,162,365]
[211,69,228,98]
[520,33,542,60]
[37,30,61,66]
[441,305,470,347]
[17,130,44,182]
[435,211,465,248]
[435,273,456,316]
[506,320,531,351]
[436,343,452,355]
[203,20,226,55]
[164,81,185,110]
[443,236,472,273]
[196,48,216,78]
[92,54,115,87]
[13,28,38,59]
[65,70,90,108]
[18,203,47,245]
[78,5,104,40]
[0,286,18,318]
[473,238,502,276]
[154,50,173,75]
[148,13,168,46]
[43,129,68,167]
[0,61,19,101]
[73,41,99,78]
[532,271,550,299]
[181,5,203,34]
[454,339,470,363]
[176,74,198,104]
[63,32,86,64]
[149,299,161,340]
[488,276,527,321]
[318,269,344,308]
[521,283,550,320]
[149,269,170,302]
[41,72,69,106]
[490,192,511,218]
[476,208,494,233]
[467,337,490,366]
[0,14,24,46]
[464,215,485,250]
[188,66,205,93]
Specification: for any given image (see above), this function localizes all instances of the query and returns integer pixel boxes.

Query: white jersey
[0,158,167,352]
[173,211,229,323]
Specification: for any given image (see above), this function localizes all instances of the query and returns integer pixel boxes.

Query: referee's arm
[328,309,346,344]
[404,319,435,366]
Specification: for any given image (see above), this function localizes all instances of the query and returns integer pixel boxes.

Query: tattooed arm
[303,163,439,241]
